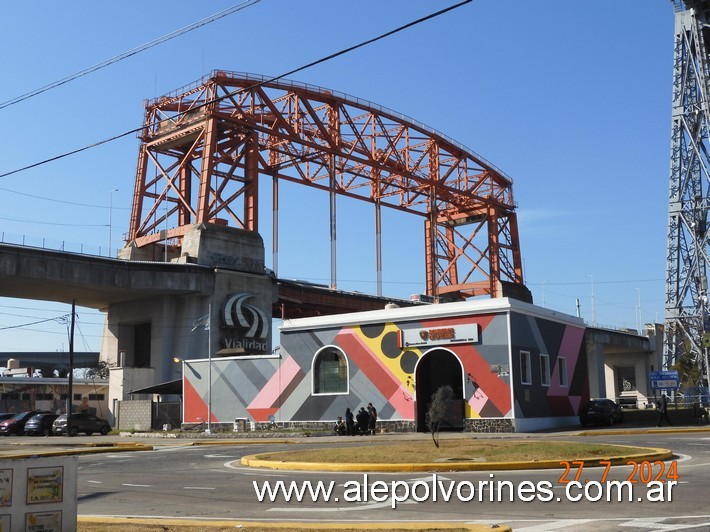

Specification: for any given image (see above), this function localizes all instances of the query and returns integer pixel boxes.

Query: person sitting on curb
[333,416,346,436]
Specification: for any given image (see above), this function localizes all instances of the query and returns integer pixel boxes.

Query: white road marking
[121,483,152,488]
[86,480,102,484]
[239,471,291,477]
[514,519,596,531]
[183,486,216,490]
[268,499,417,512]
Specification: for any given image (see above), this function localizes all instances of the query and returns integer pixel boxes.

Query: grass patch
[253,439,645,464]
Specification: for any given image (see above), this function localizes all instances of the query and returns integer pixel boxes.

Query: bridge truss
[665,0,710,383]
[127,70,523,300]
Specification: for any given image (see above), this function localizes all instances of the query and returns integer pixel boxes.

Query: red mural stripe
[456,344,511,413]
[336,330,401,399]
[183,377,207,423]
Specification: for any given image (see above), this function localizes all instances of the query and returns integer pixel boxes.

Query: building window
[1,393,18,400]
[88,394,105,401]
[313,347,348,395]
[36,393,54,400]
[520,351,532,385]
[540,354,550,387]
[558,357,568,387]
[73,393,82,401]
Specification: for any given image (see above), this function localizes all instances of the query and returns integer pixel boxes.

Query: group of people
[334,403,377,436]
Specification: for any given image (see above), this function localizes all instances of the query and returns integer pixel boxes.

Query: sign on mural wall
[398,323,479,348]
[220,292,270,354]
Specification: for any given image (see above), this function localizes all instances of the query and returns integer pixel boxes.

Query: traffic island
[240,439,673,472]
[77,516,511,531]
[0,442,153,459]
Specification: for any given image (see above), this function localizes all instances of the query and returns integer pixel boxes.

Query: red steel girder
[127,70,523,298]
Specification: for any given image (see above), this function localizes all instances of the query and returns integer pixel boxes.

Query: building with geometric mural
[182,297,588,432]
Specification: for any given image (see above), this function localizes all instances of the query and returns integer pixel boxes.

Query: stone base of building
[463,418,515,433]
[181,418,521,434]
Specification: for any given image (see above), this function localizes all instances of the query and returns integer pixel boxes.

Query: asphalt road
[68,430,710,531]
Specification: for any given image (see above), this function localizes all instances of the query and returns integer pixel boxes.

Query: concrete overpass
[0,242,214,309]
[0,242,416,317]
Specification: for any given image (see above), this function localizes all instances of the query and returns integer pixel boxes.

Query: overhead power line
[0,186,131,209]
[0,0,473,180]
[0,0,262,112]
[0,314,71,331]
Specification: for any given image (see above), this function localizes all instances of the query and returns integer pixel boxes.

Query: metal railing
[0,231,109,258]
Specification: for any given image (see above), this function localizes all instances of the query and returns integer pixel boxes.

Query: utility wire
[0,0,472,180]
[0,186,131,209]
[0,215,107,227]
[0,314,71,331]
[0,0,262,111]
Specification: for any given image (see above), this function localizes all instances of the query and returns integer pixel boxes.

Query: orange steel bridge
[127,70,523,301]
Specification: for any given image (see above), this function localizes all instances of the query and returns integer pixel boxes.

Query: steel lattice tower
[665,0,710,383]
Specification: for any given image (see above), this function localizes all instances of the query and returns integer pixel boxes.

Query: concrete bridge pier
[104,223,275,426]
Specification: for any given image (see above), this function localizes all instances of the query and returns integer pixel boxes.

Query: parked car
[52,413,111,436]
[24,413,59,436]
[0,411,43,436]
[0,413,15,422]
[579,399,624,427]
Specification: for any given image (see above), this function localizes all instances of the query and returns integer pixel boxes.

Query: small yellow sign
[26,468,63,505]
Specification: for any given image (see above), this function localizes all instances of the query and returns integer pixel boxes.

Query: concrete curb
[579,426,710,436]
[240,443,673,472]
[0,442,153,459]
[77,516,511,530]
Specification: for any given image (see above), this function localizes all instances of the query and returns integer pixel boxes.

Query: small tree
[425,385,453,448]
[84,360,113,380]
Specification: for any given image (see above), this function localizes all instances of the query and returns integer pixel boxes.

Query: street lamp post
[206,303,212,434]
[109,188,118,257]
[191,305,213,434]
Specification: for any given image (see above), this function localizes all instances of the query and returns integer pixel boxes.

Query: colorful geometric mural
[510,313,588,419]
[182,300,586,429]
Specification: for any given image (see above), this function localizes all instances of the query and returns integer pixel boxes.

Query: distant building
[0,376,108,417]
[0,352,99,378]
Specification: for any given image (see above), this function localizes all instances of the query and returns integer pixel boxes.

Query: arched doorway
[415,349,465,432]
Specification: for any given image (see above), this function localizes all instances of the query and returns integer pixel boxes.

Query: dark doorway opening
[415,349,464,432]
[133,323,152,368]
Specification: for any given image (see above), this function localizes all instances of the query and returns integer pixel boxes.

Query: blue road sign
[649,370,679,390]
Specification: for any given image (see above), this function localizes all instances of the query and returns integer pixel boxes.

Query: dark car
[52,413,111,436]
[0,411,43,436]
[579,399,624,426]
[0,413,15,422]
[24,413,59,436]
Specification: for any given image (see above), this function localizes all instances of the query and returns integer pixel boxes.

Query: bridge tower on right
[665,0,710,384]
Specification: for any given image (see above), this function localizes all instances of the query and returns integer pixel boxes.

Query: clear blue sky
[0,0,674,352]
